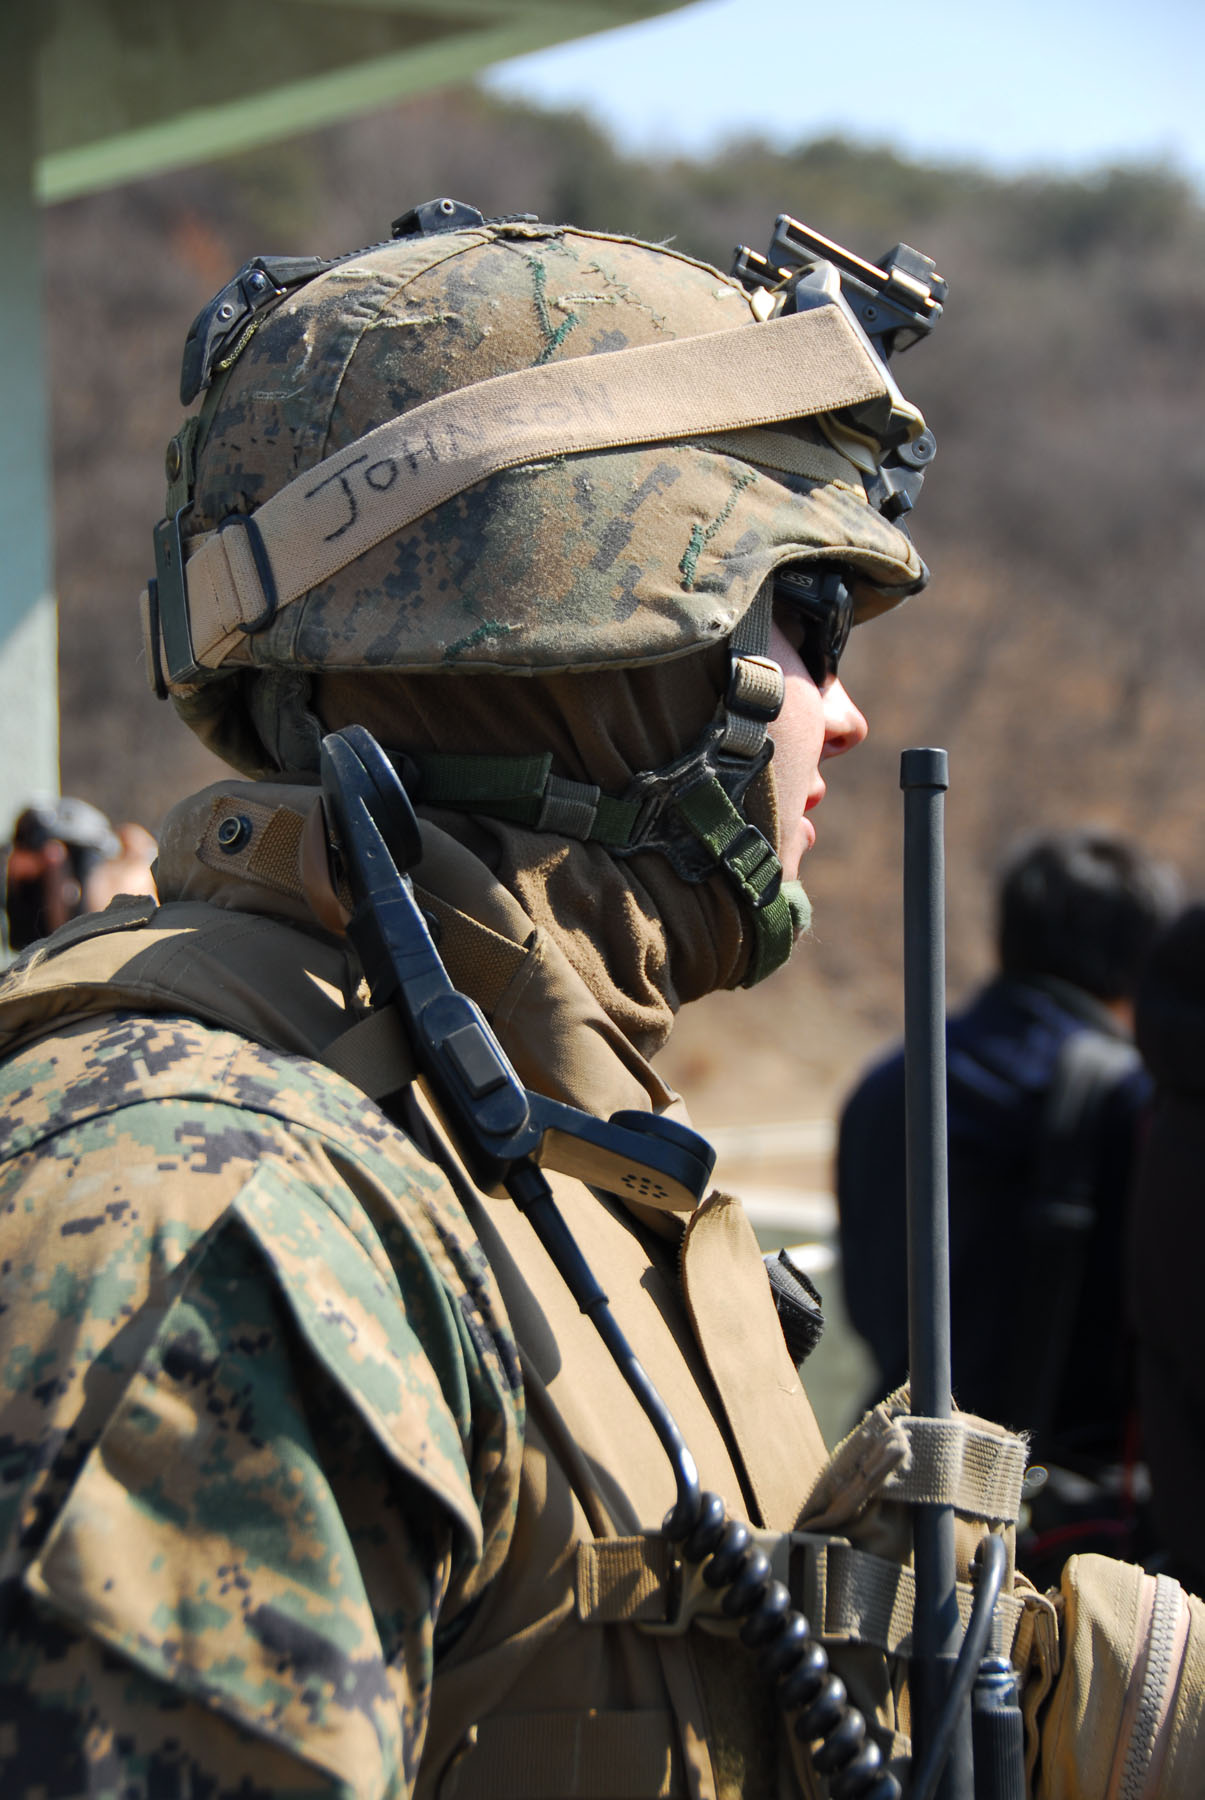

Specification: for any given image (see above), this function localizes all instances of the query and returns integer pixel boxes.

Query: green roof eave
[36,2,690,205]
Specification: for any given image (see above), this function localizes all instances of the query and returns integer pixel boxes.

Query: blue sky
[487,0,1204,187]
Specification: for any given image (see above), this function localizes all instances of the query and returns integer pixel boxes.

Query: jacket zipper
[1118,1574,1185,1800]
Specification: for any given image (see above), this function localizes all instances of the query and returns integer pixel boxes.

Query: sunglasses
[773,567,854,688]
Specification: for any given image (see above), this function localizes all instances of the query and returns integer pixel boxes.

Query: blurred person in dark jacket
[837,828,1180,1477]
[1130,903,1205,1596]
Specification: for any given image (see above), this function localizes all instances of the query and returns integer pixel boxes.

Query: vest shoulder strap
[0,896,363,1080]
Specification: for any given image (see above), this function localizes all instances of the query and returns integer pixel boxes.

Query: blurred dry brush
[45,87,1205,1110]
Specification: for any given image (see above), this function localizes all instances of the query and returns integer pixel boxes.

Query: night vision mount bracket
[732,215,947,522]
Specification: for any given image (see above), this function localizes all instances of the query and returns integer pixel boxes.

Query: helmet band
[149,301,888,686]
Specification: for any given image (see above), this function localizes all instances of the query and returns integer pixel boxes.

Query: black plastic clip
[151,505,203,686]
[179,255,330,405]
[391,198,486,239]
[144,576,168,700]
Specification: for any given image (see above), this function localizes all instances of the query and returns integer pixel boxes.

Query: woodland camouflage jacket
[0,965,523,1797]
[0,779,834,1800]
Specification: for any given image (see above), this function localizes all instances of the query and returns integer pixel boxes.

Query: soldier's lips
[800,784,825,851]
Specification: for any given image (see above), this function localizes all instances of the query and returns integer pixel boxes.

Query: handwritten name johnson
[302,381,617,543]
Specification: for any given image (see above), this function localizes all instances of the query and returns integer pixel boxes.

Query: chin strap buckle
[720,653,785,759]
[718,822,783,911]
[672,784,783,914]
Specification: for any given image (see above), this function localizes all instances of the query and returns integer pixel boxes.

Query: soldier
[0,205,1200,1799]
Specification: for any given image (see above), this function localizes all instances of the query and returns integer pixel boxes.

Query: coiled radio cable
[665,1489,901,1800]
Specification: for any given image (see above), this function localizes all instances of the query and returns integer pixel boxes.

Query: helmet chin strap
[399,580,810,987]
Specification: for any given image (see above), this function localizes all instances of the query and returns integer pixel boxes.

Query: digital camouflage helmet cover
[144,200,944,981]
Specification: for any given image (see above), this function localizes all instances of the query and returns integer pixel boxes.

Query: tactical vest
[0,799,1044,1800]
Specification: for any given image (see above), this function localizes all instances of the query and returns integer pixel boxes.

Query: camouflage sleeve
[0,1012,525,1800]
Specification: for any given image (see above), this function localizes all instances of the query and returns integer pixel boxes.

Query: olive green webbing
[670,779,795,985]
[410,752,796,985]
[414,752,641,846]
[180,302,886,670]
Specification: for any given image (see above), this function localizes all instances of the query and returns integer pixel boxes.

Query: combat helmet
[144,199,945,982]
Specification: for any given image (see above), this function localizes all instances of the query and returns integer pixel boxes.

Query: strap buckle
[616,723,773,884]
[637,1529,797,1636]
[720,653,785,759]
[718,821,782,911]
[726,653,785,724]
